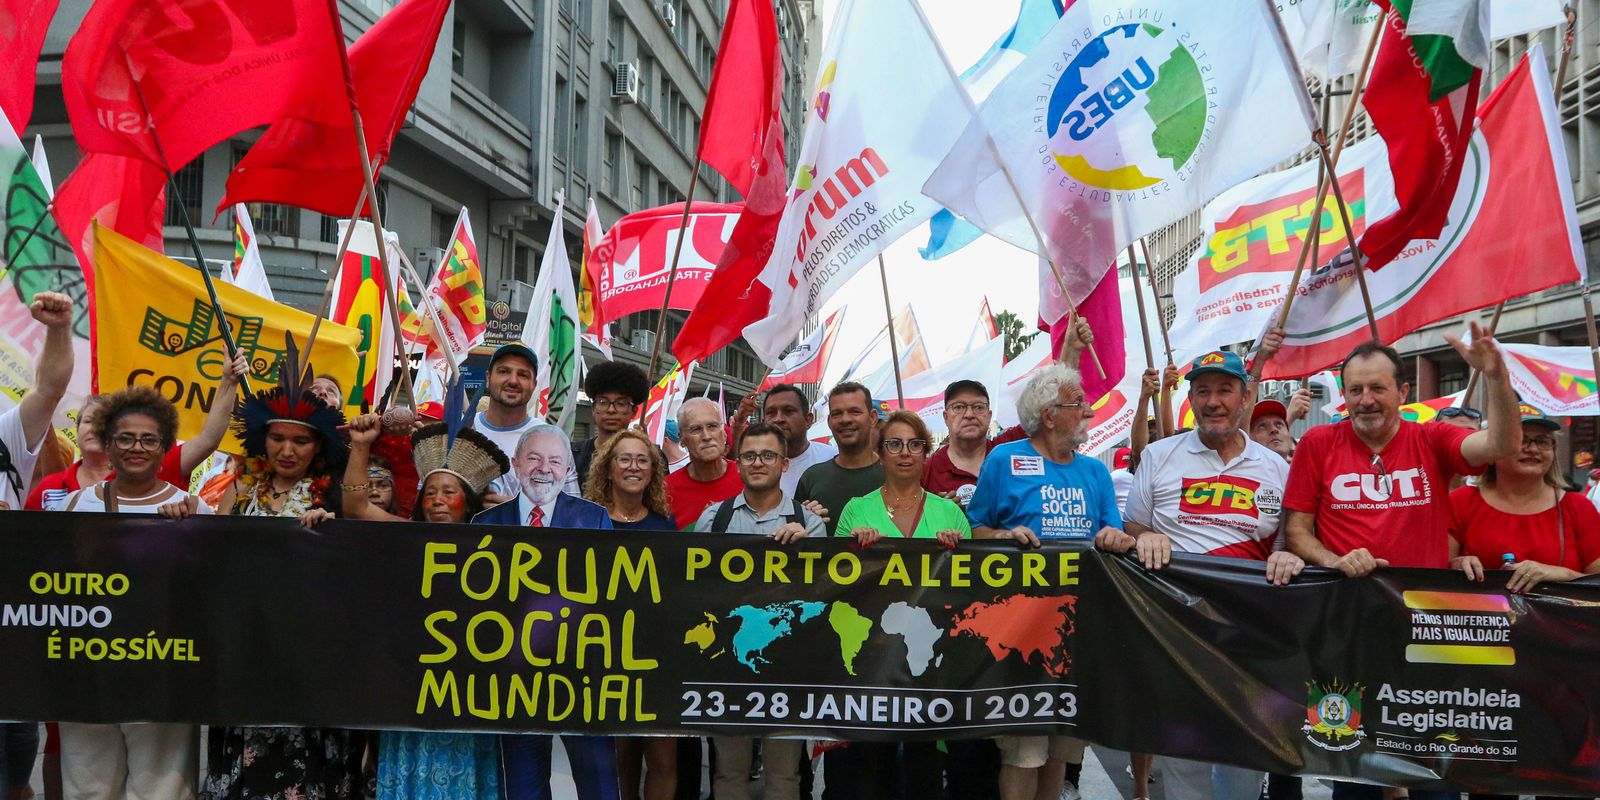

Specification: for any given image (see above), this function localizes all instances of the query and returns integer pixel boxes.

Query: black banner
[3,513,1599,795]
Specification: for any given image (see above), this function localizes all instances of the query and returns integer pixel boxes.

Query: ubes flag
[1168,47,1581,379]
[923,0,1317,306]
[62,0,348,172]
[92,223,360,440]
[585,202,738,325]
[1498,342,1599,417]
[679,0,973,366]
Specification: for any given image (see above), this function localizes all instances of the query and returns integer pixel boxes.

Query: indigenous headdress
[231,333,348,463]
[411,375,508,495]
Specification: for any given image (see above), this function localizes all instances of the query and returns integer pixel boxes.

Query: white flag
[226,204,276,302]
[1497,341,1600,417]
[1488,0,1564,39]
[522,199,582,431]
[923,0,1317,305]
[31,135,51,199]
[1277,0,1384,79]
[734,0,975,364]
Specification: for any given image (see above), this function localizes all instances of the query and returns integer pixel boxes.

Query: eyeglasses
[1523,435,1558,451]
[1050,402,1086,412]
[593,398,636,412]
[947,402,990,416]
[737,450,783,466]
[615,455,653,469]
[882,438,929,455]
[1437,407,1483,420]
[1369,453,1393,499]
[111,433,163,452]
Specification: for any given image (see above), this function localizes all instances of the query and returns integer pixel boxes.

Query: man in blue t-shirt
[969,364,1122,545]
[967,362,1122,800]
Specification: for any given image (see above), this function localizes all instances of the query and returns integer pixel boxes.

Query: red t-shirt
[921,441,996,495]
[25,444,188,511]
[1283,421,1477,568]
[1449,486,1600,572]
[665,460,744,530]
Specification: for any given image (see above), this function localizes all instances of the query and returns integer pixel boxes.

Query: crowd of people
[2,288,1597,800]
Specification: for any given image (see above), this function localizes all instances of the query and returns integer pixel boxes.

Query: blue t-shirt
[966,439,1122,539]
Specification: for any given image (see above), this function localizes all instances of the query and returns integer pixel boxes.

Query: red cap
[1113,446,1132,469]
[1250,399,1288,426]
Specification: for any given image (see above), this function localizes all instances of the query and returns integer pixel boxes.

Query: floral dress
[203,469,363,800]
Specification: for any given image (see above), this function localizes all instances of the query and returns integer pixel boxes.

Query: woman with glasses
[584,428,677,800]
[55,386,208,798]
[838,410,970,547]
[1449,405,1600,594]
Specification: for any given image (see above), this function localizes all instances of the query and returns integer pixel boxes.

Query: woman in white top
[55,385,207,800]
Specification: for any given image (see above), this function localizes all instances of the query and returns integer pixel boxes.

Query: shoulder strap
[101,481,118,514]
[710,499,736,533]
[784,497,804,526]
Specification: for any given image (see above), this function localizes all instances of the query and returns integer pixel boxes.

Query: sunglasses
[1437,407,1483,420]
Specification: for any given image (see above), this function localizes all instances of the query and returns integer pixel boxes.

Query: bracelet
[341,481,370,493]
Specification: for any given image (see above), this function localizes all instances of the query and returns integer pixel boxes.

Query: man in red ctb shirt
[665,397,743,530]
[1285,327,1520,574]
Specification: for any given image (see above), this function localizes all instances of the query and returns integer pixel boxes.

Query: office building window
[607,9,625,62]
[602,131,622,196]
[632,162,647,208]
[574,95,589,177]
[639,56,655,108]
[553,77,571,164]
[514,243,534,284]
[452,18,465,76]
[164,158,203,228]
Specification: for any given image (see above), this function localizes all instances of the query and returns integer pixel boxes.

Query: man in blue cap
[473,342,540,501]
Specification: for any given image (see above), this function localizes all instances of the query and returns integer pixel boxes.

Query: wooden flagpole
[877,254,906,407]
[1314,137,1380,341]
[300,179,371,371]
[647,161,703,381]
[1583,285,1600,414]
[1136,238,1173,365]
[1126,245,1154,369]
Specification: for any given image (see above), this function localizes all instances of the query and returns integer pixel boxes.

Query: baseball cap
[1113,446,1132,470]
[490,343,539,372]
[1187,350,1248,383]
[1250,399,1288,426]
[1518,403,1561,431]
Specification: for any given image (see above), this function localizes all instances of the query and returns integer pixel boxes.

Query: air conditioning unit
[631,329,655,351]
[497,279,535,312]
[612,62,639,103]
[658,1,677,29]
[414,247,446,277]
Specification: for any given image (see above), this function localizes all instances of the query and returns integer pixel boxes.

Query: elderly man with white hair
[966,363,1121,800]
[665,396,744,530]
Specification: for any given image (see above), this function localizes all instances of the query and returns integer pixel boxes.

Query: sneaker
[1059,783,1081,800]
[1126,764,1158,783]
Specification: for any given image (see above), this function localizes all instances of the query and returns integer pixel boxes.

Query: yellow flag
[92,223,362,441]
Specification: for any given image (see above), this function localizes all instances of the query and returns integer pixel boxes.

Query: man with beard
[473,343,541,501]
[1285,327,1518,592]
[1100,350,1302,800]
[967,364,1121,800]
[472,423,614,800]
[761,383,837,496]
[795,382,882,537]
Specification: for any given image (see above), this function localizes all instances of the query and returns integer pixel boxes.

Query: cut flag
[219,0,453,217]
[62,0,349,172]
[923,0,1316,306]
[331,220,402,409]
[578,198,612,359]
[583,201,738,328]
[677,0,973,365]
[1359,0,1489,270]
[522,201,581,431]
[224,205,275,302]
[762,307,846,389]
[1168,46,1581,378]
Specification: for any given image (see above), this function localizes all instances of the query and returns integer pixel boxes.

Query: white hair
[677,397,722,427]
[1017,364,1082,436]
[514,423,571,457]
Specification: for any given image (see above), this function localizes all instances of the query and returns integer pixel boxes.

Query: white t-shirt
[474,411,538,499]
[61,482,213,515]
[1111,468,1134,516]
[0,407,44,510]
[780,440,838,496]
[1124,429,1288,560]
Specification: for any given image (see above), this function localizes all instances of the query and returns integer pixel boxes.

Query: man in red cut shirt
[1285,325,1520,576]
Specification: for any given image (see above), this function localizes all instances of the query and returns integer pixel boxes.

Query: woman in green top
[837,410,970,547]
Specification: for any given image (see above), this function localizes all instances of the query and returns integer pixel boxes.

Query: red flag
[53,153,167,299]
[696,0,783,195]
[61,0,349,172]
[1045,267,1125,404]
[219,0,451,216]
[584,201,741,324]
[0,0,61,133]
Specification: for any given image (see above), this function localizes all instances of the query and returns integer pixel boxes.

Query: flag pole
[877,254,906,407]
[908,0,1104,380]
[301,180,370,368]
[324,0,415,412]
[1125,245,1154,370]
[1583,284,1600,414]
[1136,238,1173,365]
[646,160,703,381]
[1314,137,1380,341]
[123,55,251,395]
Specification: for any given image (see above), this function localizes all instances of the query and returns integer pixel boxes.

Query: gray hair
[677,397,722,427]
[1017,363,1082,436]
[514,423,572,458]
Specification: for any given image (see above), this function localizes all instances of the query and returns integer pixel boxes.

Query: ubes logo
[1044,19,1207,192]
[1178,476,1260,518]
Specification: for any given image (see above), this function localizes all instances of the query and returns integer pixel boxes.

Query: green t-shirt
[795,458,884,536]
[833,489,973,540]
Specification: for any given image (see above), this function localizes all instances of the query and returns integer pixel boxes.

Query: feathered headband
[231,333,347,462]
[410,371,506,495]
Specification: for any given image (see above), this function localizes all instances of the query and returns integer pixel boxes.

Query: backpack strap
[710,498,737,533]
[783,498,804,526]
